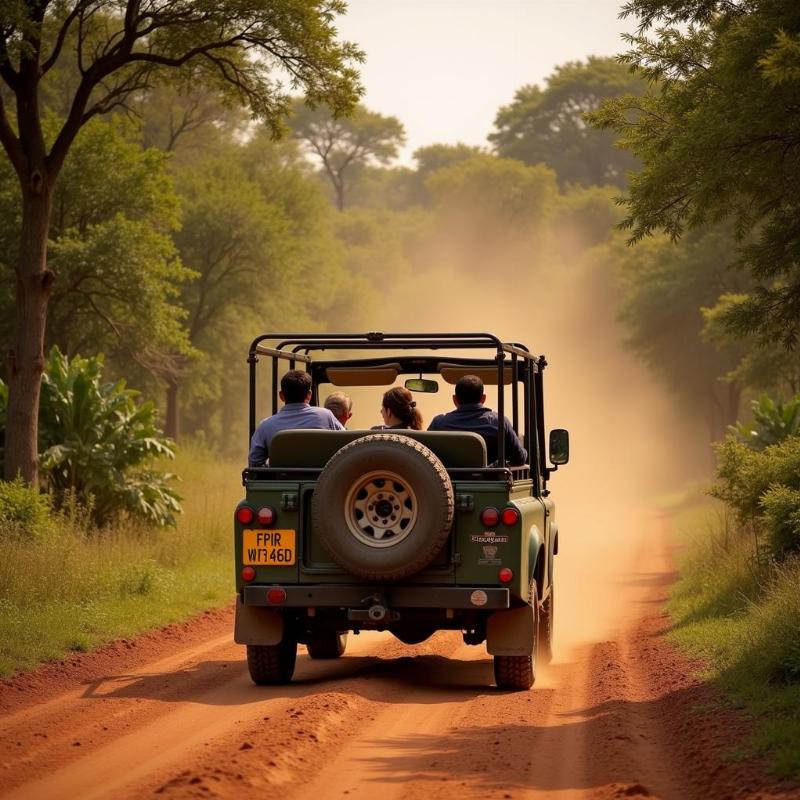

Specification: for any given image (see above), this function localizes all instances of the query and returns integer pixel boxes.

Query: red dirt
[1,524,798,800]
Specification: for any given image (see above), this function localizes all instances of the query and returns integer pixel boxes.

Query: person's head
[280,370,312,404]
[324,391,353,426]
[381,387,423,430]
[454,374,486,407]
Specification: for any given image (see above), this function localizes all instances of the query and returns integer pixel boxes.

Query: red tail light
[266,587,287,605]
[498,567,514,583]
[236,506,254,525]
[241,566,256,582]
[501,507,520,526]
[480,507,500,528]
[257,506,276,526]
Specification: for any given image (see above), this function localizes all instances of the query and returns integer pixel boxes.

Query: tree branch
[41,2,88,75]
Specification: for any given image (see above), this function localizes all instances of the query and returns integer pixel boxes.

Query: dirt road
[1,516,796,800]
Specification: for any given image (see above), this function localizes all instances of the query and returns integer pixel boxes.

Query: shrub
[760,486,800,560]
[0,347,181,527]
[713,435,800,519]
[732,394,800,451]
[37,347,181,527]
[0,479,54,541]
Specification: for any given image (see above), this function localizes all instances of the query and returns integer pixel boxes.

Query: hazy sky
[337,0,637,164]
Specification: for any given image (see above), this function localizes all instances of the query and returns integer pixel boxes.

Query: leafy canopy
[0,116,193,385]
[590,0,800,346]
[490,56,644,187]
[0,1,364,178]
[290,101,405,209]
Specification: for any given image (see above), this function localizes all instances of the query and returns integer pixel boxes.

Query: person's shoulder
[428,413,447,428]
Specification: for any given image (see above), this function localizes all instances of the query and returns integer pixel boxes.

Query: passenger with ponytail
[374,387,423,430]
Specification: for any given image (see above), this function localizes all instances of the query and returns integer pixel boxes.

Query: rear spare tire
[311,433,454,581]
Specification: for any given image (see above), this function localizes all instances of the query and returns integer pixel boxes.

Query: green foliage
[0,480,54,542]
[1,2,363,140]
[290,101,406,210]
[0,116,195,385]
[0,444,240,676]
[490,56,644,187]
[713,434,800,559]
[669,503,800,777]
[427,154,557,227]
[702,294,800,396]
[37,347,181,527]
[732,394,800,451]
[410,143,484,205]
[551,184,623,251]
[760,487,800,561]
[591,1,800,346]
[425,155,558,278]
[613,226,749,439]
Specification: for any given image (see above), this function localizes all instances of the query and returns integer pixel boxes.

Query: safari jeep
[234,332,568,691]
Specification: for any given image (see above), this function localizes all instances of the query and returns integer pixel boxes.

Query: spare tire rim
[344,470,418,548]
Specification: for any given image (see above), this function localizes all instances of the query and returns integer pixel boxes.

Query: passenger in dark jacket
[428,375,527,466]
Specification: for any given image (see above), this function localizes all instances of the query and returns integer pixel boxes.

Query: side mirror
[405,378,439,393]
[549,429,569,466]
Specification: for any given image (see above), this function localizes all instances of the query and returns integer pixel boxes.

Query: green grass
[668,499,800,779]
[0,444,243,676]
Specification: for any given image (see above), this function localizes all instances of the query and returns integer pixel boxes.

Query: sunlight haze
[338,0,637,163]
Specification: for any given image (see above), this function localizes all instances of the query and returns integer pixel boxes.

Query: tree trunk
[4,187,54,483]
[165,380,180,440]
[334,177,345,211]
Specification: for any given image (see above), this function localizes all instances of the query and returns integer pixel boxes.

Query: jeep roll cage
[246,332,552,489]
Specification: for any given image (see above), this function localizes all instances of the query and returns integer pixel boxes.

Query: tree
[0,1,362,483]
[613,225,752,441]
[291,101,405,210]
[424,154,558,277]
[409,143,483,206]
[175,132,360,452]
[168,150,291,438]
[0,116,193,393]
[489,57,644,187]
[590,1,800,347]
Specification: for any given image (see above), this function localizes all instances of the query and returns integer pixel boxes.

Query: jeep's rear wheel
[494,584,539,691]
[306,631,348,659]
[246,637,297,685]
[311,434,454,581]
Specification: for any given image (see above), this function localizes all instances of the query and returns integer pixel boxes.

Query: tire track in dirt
[2,518,799,800]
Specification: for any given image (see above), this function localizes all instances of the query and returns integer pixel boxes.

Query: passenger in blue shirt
[428,374,527,466]
[248,370,343,466]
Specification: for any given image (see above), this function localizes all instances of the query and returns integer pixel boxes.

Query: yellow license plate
[243,529,296,566]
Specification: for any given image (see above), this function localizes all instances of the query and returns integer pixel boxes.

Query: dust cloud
[349,232,709,660]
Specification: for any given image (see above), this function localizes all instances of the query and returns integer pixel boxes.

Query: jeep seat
[268,429,487,469]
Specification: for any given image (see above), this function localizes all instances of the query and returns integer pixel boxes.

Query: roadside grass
[0,444,242,677]
[668,500,800,779]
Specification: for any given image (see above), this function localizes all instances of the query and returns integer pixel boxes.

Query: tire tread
[246,639,297,684]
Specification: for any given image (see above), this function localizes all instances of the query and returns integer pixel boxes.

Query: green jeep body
[234,332,568,690]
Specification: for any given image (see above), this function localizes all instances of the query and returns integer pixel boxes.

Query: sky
[336,0,638,164]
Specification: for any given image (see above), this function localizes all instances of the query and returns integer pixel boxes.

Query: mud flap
[486,605,534,656]
[234,595,284,645]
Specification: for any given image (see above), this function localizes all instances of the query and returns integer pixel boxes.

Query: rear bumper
[242,584,510,610]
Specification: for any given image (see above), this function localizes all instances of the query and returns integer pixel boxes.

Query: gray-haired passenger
[324,391,353,427]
